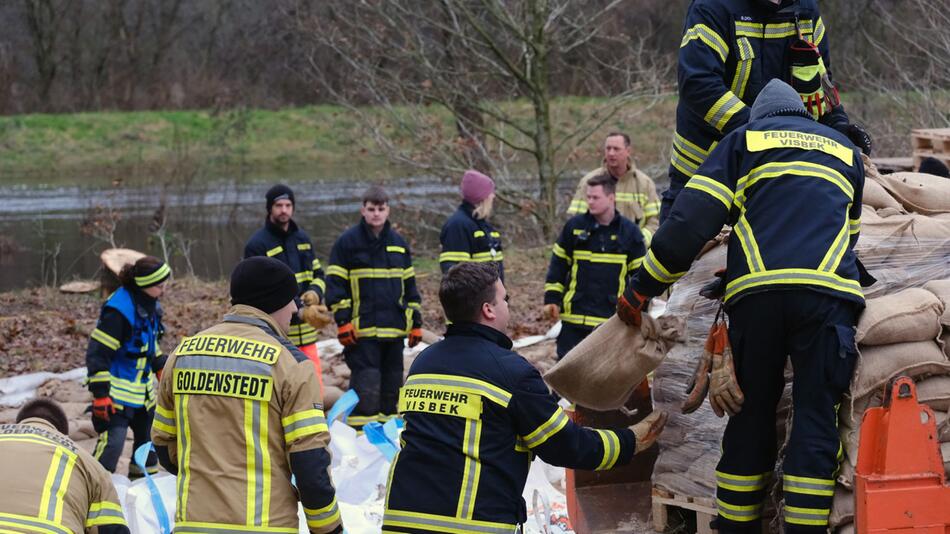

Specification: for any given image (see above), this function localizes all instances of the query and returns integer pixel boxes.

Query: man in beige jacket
[152,256,342,534]
[1,398,129,534]
[567,132,661,246]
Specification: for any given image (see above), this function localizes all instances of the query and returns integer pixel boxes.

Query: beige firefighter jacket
[0,418,127,534]
[568,161,661,246]
[151,304,340,534]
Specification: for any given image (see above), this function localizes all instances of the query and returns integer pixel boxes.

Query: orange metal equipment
[855,375,950,533]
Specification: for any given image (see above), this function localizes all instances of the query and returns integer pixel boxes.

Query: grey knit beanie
[750,79,808,121]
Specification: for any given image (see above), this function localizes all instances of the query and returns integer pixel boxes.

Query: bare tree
[290,0,668,237]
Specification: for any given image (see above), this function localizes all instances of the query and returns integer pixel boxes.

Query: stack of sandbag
[830,284,950,533]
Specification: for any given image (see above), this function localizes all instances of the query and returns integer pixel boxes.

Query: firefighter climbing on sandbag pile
[544,172,646,359]
[618,79,871,534]
[383,262,667,534]
[151,257,341,534]
[1,398,130,534]
[245,183,332,377]
[85,255,169,478]
[661,0,872,222]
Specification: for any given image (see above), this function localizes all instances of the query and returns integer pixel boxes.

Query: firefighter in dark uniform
[326,185,423,429]
[86,255,169,478]
[384,262,667,534]
[618,80,868,533]
[544,173,646,359]
[245,184,328,369]
[661,0,872,222]
[440,169,505,281]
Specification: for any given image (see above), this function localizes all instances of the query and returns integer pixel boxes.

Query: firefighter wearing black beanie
[230,256,299,314]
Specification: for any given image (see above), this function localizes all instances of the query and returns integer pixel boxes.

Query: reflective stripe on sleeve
[91,328,121,351]
[282,408,329,444]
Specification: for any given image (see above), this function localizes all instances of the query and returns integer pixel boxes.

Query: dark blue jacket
[244,218,326,346]
[439,202,505,281]
[384,323,636,533]
[545,211,645,328]
[326,219,421,339]
[631,108,865,307]
[667,0,849,203]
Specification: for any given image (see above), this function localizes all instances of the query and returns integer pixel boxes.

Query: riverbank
[0,246,554,377]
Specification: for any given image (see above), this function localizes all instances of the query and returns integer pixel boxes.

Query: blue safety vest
[102,287,161,408]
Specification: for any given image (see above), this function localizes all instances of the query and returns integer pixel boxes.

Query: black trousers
[715,290,859,534]
[93,404,158,478]
[344,339,405,419]
[555,323,593,360]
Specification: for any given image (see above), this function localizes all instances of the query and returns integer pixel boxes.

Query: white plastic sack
[522,459,574,534]
[328,420,392,505]
[125,473,177,534]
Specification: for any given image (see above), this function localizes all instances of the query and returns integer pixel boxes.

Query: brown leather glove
[301,290,321,306]
[708,323,744,417]
[408,328,423,348]
[617,290,649,327]
[337,323,358,347]
[681,324,716,414]
[302,303,333,329]
[630,410,668,454]
[542,304,560,321]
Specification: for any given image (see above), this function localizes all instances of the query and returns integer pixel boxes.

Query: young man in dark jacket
[326,185,423,428]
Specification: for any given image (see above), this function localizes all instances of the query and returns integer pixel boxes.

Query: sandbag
[923,279,950,328]
[322,385,344,409]
[829,487,854,528]
[877,171,950,215]
[918,376,950,412]
[837,523,855,534]
[543,314,675,410]
[855,288,944,346]
[851,341,950,399]
[863,176,903,211]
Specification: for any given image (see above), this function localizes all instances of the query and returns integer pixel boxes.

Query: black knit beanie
[266,184,295,213]
[230,257,299,313]
[919,157,950,179]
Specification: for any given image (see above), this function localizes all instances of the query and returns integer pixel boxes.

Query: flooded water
[0,168,573,291]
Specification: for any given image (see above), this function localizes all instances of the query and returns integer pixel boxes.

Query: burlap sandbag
[855,288,944,346]
[917,376,950,411]
[851,342,950,399]
[923,279,950,328]
[543,314,675,410]
[877,171,950,215]
[837,523,855,534]
[862,154,904,212]
[829,487,854,528]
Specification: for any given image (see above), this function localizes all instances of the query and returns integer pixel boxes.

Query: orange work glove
[681,323,716,414]
[616,290,649,327]
[542,304,560,321]
[301,290,321,307]
[302,303,333,329]
[408,328,423,348]
[337,323,358,347]
[629,410,669,454]
[708,323,744,417]
[155,368,164,383]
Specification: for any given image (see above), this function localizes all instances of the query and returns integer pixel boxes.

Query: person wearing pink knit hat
[439,169,505,281]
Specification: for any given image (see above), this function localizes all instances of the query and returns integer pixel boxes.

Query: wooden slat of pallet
[652,487,718,534]
[911,128,950,153]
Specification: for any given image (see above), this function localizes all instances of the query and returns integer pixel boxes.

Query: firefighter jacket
[151,304,341,534]
[667,0,850,200]
[384,323,637,533]
[567,162,660,246]
[0,418,129,534]
[545,211,646,329]
[326,219,422,339]
[631,109,865,308]
[86,286,165,408]
[245,218,327,346]
[439,202,505,280]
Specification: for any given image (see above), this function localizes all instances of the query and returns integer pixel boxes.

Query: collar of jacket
[265,216,299,238]
[752,0,796,13]
[758,107,814,122]
[17,417,61,436]
[359,218,391,242]
[445,322,513,350]
[583,208,622,229]
[601,158,635,181]
[226,304,289,338]
[459,201,476,217]
[126,284,158,315]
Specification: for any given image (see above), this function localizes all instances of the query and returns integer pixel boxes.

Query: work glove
[302,303,333,329]
[301,290,321,307]
[681,324,716,414]
[708,324,744,417]
[155,368,164,383]
[616,290,649,327]
[542,303,560,321]
[699,269,727,301]
[629,410,669,454]
[408,328,423,348]
[337,323,358,347]
[841,123,872,156]
[91,396,116,433]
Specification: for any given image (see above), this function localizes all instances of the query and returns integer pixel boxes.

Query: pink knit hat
[461,170,495,204]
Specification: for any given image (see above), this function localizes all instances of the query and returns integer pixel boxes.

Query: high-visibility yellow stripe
[326,265,348,279]
[456,419,482,519]
[304,498,341,529]
[684,175,734,210]
[523,409,569,449]
[594,429,621,470]
[849,218,860,235]
[735,161,853,209]
[551,244,571,262]
[813,17,825,45]
[387,245,406,253]
[819,212,851,273]
[725,268,863,302]
[176,394,192,521]
[643,249,685,285]
[88,370,111,383]
[91,328,121,350]
[312,258,322,270]
[560,313,609,327]
[572,250,627,264]
[297,243,311,251]
[85,501,127,527]
[734,215,764,273]
[783,474,835,496]
[544,282,565,293]
[282,409,329,444]
[566,199,587,214]
[134,263,172,287]
[705,92,746,131]
[0,512,71,534]
[405,374,511,407]
[174,522,297,533]
[716,470,770,492]
[680,24,728,62]
[784,505,830,526]
[716,499,763,522]
[383,509,518,534]
[440,251,472,262]
[746,130,854,166]
[265,246,283,257]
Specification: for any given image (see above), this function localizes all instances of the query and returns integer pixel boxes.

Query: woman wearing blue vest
[86,256,170,478]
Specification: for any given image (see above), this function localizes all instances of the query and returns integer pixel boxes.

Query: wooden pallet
[652,487,718,534]
[912,128,950,169]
